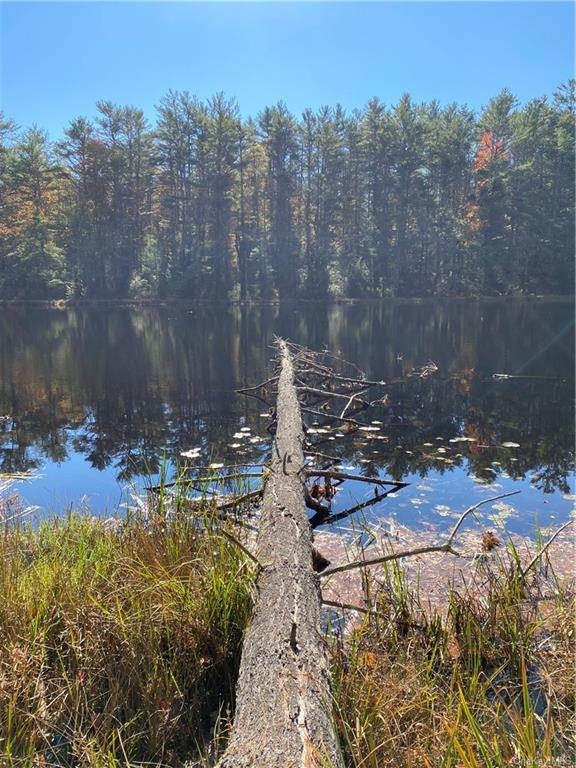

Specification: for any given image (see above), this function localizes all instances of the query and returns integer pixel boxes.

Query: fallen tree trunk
[217,341,344,768]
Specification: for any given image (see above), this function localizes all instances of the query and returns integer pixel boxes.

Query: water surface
[0,299,573,536]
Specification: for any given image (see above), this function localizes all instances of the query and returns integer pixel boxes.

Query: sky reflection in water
[0,298,573,536]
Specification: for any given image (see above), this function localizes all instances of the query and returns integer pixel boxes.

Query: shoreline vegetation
[1,84,574,304]
[0,501,573,767]
[0,293,573,309]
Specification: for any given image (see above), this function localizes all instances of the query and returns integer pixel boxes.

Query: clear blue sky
[1,1,573,139]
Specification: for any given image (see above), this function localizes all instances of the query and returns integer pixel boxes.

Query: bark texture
[217,341,344,768]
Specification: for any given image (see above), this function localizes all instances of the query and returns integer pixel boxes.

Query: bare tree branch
[302,407,363,426]
[322,599,377,616]
[236,376,278,394]
[446,491,520,545]
[305,468,407,488]
[311,485,402,529]
[321,542,459,577]
[218,528,261,566]
[521,519,574,577]
[320,491,522,576]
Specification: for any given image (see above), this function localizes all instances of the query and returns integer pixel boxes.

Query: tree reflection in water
[0,299,573,526]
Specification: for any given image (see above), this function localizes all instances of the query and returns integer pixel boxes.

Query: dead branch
[492,373,563,381]
[284,340,366,377]
[446,491,520,545]
[147,469,266,493]
[216,488,263,510]
[236,375,279,394]
[407,360,439,379]
[321,542,460,578]
[218,529,261,566]
[185,471,264,484]
[302,407,363,426]
[297,369,386,388]
[199,493,262,511]
[305,468,408,488]
[310,486,403,529]
[180,489,264,515]
[322,599,377,616]
[320,491,522,576]
[340,388,371,419]
[297,385,370,406]
[521,519,574,577]
[175,498,257,528]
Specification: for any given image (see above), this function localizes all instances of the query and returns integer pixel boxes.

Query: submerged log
[217,341,344,768]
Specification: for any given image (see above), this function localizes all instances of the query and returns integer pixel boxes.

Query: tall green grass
[0,485,573,767]
[0,505,256,766]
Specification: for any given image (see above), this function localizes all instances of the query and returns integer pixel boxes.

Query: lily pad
[181,449,201,459]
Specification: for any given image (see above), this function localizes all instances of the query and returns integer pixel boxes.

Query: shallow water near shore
[1,297,574,536]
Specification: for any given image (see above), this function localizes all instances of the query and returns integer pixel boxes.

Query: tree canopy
[0,83,574,300]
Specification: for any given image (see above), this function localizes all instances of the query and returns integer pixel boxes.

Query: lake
[0,298,574,537]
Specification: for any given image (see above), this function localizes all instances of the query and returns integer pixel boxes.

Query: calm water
[0,299,574,536]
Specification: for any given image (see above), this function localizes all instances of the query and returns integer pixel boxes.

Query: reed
[0,486,572,766]
[329,542,575,768]
[0,502,256,766]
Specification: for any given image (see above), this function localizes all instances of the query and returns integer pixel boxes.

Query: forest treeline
[0,83,574,300]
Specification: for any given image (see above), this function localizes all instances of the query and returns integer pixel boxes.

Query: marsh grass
[329,544,575,768]
[0,497,257,766]
[0,476,573,767]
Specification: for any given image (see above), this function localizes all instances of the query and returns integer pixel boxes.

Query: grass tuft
[329,548,575,767]
[0,508,256,766]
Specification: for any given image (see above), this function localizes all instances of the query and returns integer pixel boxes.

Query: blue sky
[1,2,573,139]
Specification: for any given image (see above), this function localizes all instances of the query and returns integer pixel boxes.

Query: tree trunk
[216,340,344,768]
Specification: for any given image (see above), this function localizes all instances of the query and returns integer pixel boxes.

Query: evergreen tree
[2,128,64,298]
[0,86,573,301]
[259,103,299,298]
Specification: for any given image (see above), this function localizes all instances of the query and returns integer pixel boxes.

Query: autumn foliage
[474,131,508,172]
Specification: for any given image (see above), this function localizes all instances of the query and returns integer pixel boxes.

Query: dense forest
[0,83,574,301]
